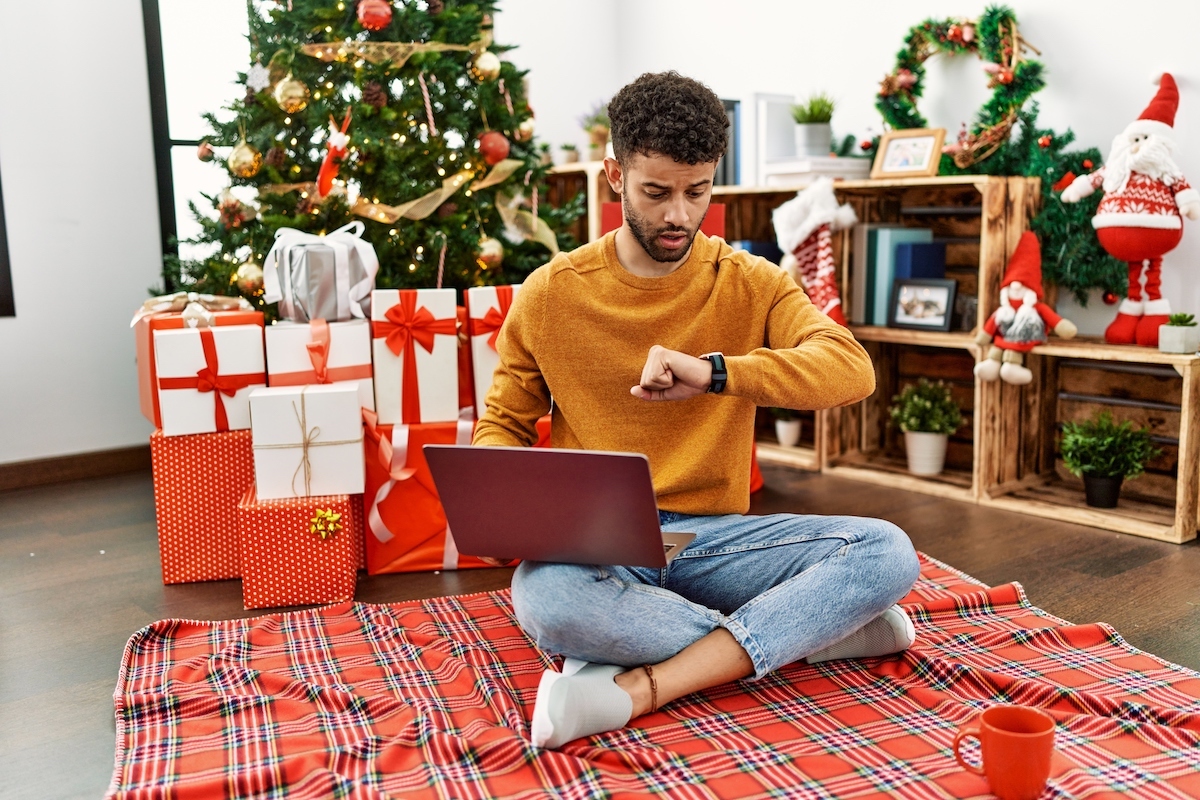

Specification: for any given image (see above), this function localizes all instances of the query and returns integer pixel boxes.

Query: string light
[313,92,321,100]
[437,168,446,176]
[290,137,298,145]
[326,82,334,89]
[284,117,291,125]
[448,153,456,161]
[416,246,424,254]
[389,228,398,236]
[408,263,417,272]
[325,26,332,32]
[392,133,400,140]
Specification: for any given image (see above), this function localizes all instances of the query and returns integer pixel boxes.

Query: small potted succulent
[1060,412,1160,508]
[559,142,579,164]
[1158,313,1199,354]
[580,102,610,161]
[770,408,802,447]
[791,93,835,158]
[889,378,963,476]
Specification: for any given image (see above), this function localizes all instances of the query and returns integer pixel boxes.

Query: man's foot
[530,662,633,749]
[805,605,916,664]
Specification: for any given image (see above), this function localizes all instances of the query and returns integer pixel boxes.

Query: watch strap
[702,352,727,394]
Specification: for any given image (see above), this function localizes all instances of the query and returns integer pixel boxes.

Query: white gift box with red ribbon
[154,325,266,437]
[249,384,365,500]
[265,319,374,411]
[465,284,521,418]
[370,288,459,425]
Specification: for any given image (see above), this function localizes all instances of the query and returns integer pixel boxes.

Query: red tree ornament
[1038,135,1052,148]
[1103,291,1119,306]
[357,0,392,31]
[478,130,510,166]
[318,109,353,198]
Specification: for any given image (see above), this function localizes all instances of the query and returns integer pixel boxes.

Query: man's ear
[602,157,624,194]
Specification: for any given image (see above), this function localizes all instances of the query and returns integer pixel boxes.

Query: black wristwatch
[701,352,727,394]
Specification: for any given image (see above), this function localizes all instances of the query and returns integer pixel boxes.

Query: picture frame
[870,128,946,180]
[889,278,958,332]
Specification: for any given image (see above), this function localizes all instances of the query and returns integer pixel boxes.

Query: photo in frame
[870,128,946,180]
[889,278,958,332]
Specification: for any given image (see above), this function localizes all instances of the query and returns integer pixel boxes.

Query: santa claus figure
[1061,73,1200,346]
[975,231,1077,385]
[773,177,858,326]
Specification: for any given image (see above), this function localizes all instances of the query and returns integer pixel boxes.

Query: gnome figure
[1061,73,1200,347]
[975,231,1077,385]
[773,177,858,325]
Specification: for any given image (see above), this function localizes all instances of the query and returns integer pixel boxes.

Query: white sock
[530,662,633,749]
[805,605,916,664]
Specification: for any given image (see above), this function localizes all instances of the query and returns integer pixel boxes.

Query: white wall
[4,0,1200,463]
[0,0,162,464]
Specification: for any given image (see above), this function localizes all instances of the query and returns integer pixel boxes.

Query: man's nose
[663,196,689,227]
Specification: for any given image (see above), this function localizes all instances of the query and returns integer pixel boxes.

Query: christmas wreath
[876,6,1044,169]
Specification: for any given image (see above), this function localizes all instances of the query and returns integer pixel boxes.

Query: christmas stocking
[790,223,847,325]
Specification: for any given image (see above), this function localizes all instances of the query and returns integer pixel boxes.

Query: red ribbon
[157,328,263,431]
[371,291,457,423]
[469,285,513,352]
[270,319,373,386]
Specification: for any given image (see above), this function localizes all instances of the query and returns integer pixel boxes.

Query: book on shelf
[848,225,934,325]
[894,242,946,280]
[871,228,933,326]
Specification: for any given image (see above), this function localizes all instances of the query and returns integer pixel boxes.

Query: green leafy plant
[889,379,963,435]
[1060,412,1160,479]
[1167,313,1197,327]
[580,102,610,131]
[770,408,798,422]
[792,93,835,124]
[560,143,578,151]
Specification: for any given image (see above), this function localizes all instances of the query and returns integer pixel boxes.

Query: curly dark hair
[608,72,729,165]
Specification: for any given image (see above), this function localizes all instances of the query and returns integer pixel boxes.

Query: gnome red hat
[1001,231,1044,299]
[1126,73,1179,140]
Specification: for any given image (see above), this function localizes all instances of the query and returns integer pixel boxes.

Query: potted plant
[888,378,963,476]
[1060,412,1160,508]
[559,142,579,164]
[580,102,610,161]
[770,408,802,447]
[791,93,835,158]
[1159,313,1199,354]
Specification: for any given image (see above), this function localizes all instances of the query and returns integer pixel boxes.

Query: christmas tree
[168,0,583,306]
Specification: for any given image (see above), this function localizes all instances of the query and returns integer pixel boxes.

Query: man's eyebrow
[639,179,712,190]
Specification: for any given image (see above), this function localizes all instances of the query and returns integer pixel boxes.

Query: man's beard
[1104,133,1183,194]
[622,191,707,263]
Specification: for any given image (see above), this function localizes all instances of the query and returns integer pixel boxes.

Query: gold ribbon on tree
[352,171,473,224]
[496,189,559,254]
[300,40,477,68]
[310,508,343,540]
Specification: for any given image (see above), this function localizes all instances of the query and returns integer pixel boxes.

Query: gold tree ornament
[514,117,536,142]
[274,73,310,113]
[235,258,265,294]
[228,138,263,178]
[470,51,501,82]
[477,236,504,269]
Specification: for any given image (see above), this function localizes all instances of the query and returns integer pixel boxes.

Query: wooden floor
[4,465,1200,799]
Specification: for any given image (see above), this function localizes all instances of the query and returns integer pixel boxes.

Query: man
[473,72,920,749]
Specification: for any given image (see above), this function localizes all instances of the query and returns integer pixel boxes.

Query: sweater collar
[602,230,716,290]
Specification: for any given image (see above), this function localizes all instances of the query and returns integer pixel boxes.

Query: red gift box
[150,429,254,584]
[135,308,264,428]
[362,411,551,574]
[237,486,362,610]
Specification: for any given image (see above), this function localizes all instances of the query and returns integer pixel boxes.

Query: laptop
[423,445,695,568]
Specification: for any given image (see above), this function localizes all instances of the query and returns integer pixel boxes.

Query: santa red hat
[1125,73,1178,140]
[1001,231,1043,299]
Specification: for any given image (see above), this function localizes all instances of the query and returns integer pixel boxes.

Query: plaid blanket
[109,555,1200,798]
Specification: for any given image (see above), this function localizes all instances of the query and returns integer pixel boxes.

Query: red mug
[954,705,1055,800]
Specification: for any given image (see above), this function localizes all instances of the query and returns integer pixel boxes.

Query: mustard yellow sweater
[473,232,875,514]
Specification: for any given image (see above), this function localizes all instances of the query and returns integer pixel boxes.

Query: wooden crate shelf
[826,452,975,503]
[755,442,820,471]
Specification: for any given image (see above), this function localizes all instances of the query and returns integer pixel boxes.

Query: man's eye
[687,191,705,199]
[647,193,666,200]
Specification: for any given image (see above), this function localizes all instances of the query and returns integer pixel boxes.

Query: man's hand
[630,345,713,401]
[479,556,515,567]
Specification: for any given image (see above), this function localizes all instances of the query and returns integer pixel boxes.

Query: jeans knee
[510,561,585,648]
[864,518,921,593]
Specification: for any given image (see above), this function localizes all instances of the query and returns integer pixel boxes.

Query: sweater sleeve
[472,267,553,447]
[723,265,875,410]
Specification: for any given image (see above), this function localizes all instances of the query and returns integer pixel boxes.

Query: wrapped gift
[132,292,263,427]
[456,306,475,414]
[265,319,374,411]
[465,284,521,418]
[237,485,362,609]
[371,288,459,425]
[250,384,365,500]
[362,409,551,574]
[154,325,266,437]
[150,429,253,584]
[263,222,379,322]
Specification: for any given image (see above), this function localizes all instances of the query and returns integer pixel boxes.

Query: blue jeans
[511,512,920,679]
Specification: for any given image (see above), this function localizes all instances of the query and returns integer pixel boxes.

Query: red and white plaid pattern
[1088,168,1193,229]
[108,553,1200,798]
[792,223,845,322]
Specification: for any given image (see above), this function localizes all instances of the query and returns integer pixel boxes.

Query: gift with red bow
[464,284,522,419]
[153,325,266,436]
[371,288,460,424]
[265,319,374,410]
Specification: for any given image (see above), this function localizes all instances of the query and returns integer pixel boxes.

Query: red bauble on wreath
[478,130,511,165]
[357,0,393,31]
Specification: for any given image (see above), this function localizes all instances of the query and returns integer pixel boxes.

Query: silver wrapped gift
[263,221,379,322]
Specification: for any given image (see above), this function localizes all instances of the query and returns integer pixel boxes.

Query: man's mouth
[658,230,688,248]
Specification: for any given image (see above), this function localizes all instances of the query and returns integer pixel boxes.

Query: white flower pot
[795,123,833,157]
[904,431,948,476]
[775,419,802,448]
[1158,324,1199,354]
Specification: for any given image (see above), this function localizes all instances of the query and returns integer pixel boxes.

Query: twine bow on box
[371,292,457,423]
[469,286,513,352]
[253,386,364,497]
[156,328,264,431]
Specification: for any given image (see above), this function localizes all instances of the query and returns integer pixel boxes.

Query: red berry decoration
[1103,291,1119,306]
[1083,159,1094,169]
[1038,135,1052,148]
[357,0,392,31]
[478,130,511,166]
[860,140,874,152]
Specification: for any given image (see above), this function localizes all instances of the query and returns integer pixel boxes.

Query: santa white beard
[997,298,1046,345]
[1103,132,1184,195]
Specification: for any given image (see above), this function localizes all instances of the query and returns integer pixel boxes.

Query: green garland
[876,5,1124,303]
